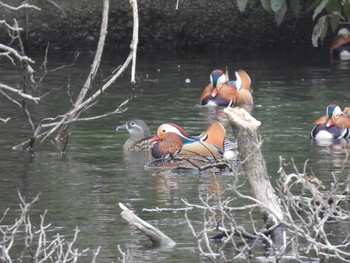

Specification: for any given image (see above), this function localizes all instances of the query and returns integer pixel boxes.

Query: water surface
[1,50,350,262]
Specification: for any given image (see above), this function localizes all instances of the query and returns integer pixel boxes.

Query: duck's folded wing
[181,141,222,157]
[198,122,225,152]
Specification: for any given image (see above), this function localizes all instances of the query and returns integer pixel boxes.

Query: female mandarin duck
[330,27,350,61]
[116,119,153,151]
[199,69,253,107]
[310,105,350,139]
[149,122,234,159]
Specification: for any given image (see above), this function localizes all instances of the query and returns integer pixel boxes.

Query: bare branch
[0,2,41,11]
[42,0,66,16]
[119,203,176,247]
[0,191,99,262]
[0,19,23,31]
[130,0,139,83]
[0,44,35,64]
[0,83,40,103]
[0,117,10,124]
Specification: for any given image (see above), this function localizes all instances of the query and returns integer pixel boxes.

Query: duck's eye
[344,32,349,38]
[162,129,166,132]
[335,113,339,118]
[130,122,135,126]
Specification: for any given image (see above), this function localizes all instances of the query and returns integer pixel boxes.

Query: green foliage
[345,0,350,21]
[312,0,350,47]
[312,15,329,47]
[260,0,272,13]
[272,0,287,25]
[258,0,293,24]
[236,0,249,12]
[241,0,350,47]
[289,0,300,16]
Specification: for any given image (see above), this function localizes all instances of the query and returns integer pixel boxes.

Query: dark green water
[1,50,350,262]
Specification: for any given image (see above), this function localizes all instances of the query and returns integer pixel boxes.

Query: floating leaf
[237,0,248,12]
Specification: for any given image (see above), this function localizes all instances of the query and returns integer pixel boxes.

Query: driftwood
[119,203,176,247]
[224,107,286,250]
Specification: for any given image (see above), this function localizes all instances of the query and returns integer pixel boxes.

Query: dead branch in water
[144,151,236,175]
[0,191,100,262]
[1,0,140,153]
[119,203,176,247]
[141,108,350,262]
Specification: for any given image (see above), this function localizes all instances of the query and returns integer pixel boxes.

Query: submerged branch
[119,203,176,247]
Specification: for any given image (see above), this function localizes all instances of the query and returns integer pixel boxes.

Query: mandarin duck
[199,69,253,107]
[149,122,235,159]
[310,105,350,139]
[330,27,350,61]
[116,119,153,151]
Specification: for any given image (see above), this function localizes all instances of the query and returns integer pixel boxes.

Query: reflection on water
[1,51,350,262]
[311,139,350,175]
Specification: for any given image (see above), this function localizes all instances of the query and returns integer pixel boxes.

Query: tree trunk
[224,107,286,250]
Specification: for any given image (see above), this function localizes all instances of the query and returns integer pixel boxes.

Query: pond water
[1,49,350,262]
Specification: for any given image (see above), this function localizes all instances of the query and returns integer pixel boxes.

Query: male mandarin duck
[149,122,235,159]
[310,105,350,140]
[116,119,153,151]
[330,27,350,61]
[199,69,253,107]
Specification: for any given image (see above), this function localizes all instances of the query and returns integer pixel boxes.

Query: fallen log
[119,203,176,247]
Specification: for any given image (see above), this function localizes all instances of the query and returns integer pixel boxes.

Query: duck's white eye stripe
[334,106,342,115]
[217,74,226,85]
[161,124,182,135]
[235,71,242,91]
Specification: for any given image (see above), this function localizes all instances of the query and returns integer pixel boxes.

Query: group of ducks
[117,68,253,160]
[116,26,350,160]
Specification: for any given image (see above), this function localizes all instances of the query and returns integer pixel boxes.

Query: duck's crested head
[210,70,226,89]
[326,105,342,127]
[116,119,151,141]
[150,123,187,158]
[326,105,341,119]
[152,123,189,140]
[337,27,350,37]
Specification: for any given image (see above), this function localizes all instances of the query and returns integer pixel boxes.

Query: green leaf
[270,0,283,13]
[273,0,287,25]
[312,0,329,20]
[329,13,341,33]
[260,0,272,12]
[344,0,350,21]
[325,0,341,14]
[289,0,300,16]
[312,15,329,47]
[237,0,248,12]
